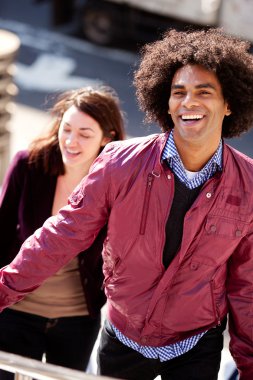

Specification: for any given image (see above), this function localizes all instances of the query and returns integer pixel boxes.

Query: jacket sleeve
[227,231,253,380]
[0,149,113,311]
[0,151,28,267]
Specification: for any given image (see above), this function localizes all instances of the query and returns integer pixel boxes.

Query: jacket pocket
[140,173,155,235]
[210,280,226,326]
[205,215,249,239]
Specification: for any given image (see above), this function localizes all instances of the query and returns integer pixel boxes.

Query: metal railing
[0,351,118,380]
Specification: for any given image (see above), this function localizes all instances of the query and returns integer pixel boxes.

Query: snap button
[191,262,198,270]
[167,174,171,180]
[210,225,216,232]
[206,192,212,199]
[235,230,242,237]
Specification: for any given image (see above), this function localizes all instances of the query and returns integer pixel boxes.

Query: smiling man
[1,29,253,380]
[168,64,231,171]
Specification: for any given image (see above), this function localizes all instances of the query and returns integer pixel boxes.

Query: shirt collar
[162,130,223,172]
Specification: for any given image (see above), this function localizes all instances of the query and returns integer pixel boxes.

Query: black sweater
[163,175,202,268]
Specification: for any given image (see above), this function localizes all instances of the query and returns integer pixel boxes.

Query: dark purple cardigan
[0,150,106,318]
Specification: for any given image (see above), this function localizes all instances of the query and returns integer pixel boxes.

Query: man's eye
[200,91,211,95]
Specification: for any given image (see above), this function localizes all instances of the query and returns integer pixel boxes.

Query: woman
[0,86,125,378]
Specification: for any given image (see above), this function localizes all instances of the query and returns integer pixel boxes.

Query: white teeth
[66,149,79,154]
[181,114,204,120]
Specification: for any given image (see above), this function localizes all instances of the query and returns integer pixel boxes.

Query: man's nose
[182,93,199,108]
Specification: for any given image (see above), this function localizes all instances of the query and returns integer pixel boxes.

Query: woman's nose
[65,133,77,145]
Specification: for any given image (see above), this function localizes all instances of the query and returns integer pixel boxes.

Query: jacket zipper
[210,280,221,326]
[140,173,155,235]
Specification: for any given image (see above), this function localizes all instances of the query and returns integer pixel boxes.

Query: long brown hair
[28,86,126,175]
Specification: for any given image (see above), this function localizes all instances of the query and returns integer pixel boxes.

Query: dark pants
[0,308,101,380]
[98,319,226,380]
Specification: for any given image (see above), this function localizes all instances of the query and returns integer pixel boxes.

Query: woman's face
[58,105,109,172]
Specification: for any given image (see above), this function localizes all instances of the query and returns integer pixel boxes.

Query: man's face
[168,64,231,147]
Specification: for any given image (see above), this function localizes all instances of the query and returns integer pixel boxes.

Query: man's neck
[175,139,220,172]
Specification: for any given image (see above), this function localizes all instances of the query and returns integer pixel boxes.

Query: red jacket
[0,133,253,378]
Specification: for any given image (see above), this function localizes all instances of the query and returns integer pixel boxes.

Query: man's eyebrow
[171,83,216,90]
[196,83,216,90]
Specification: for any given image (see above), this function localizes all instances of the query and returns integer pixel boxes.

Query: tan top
[10,257,88,318]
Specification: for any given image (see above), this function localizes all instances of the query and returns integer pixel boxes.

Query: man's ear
[225,104,232,116]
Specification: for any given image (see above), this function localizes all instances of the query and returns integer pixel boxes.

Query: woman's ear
[101,131,116,146]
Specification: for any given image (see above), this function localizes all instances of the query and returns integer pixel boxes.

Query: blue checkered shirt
[162,130,223,189]
[111,131,223,361]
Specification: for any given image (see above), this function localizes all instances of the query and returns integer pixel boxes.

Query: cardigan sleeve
[0,151,29,267]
